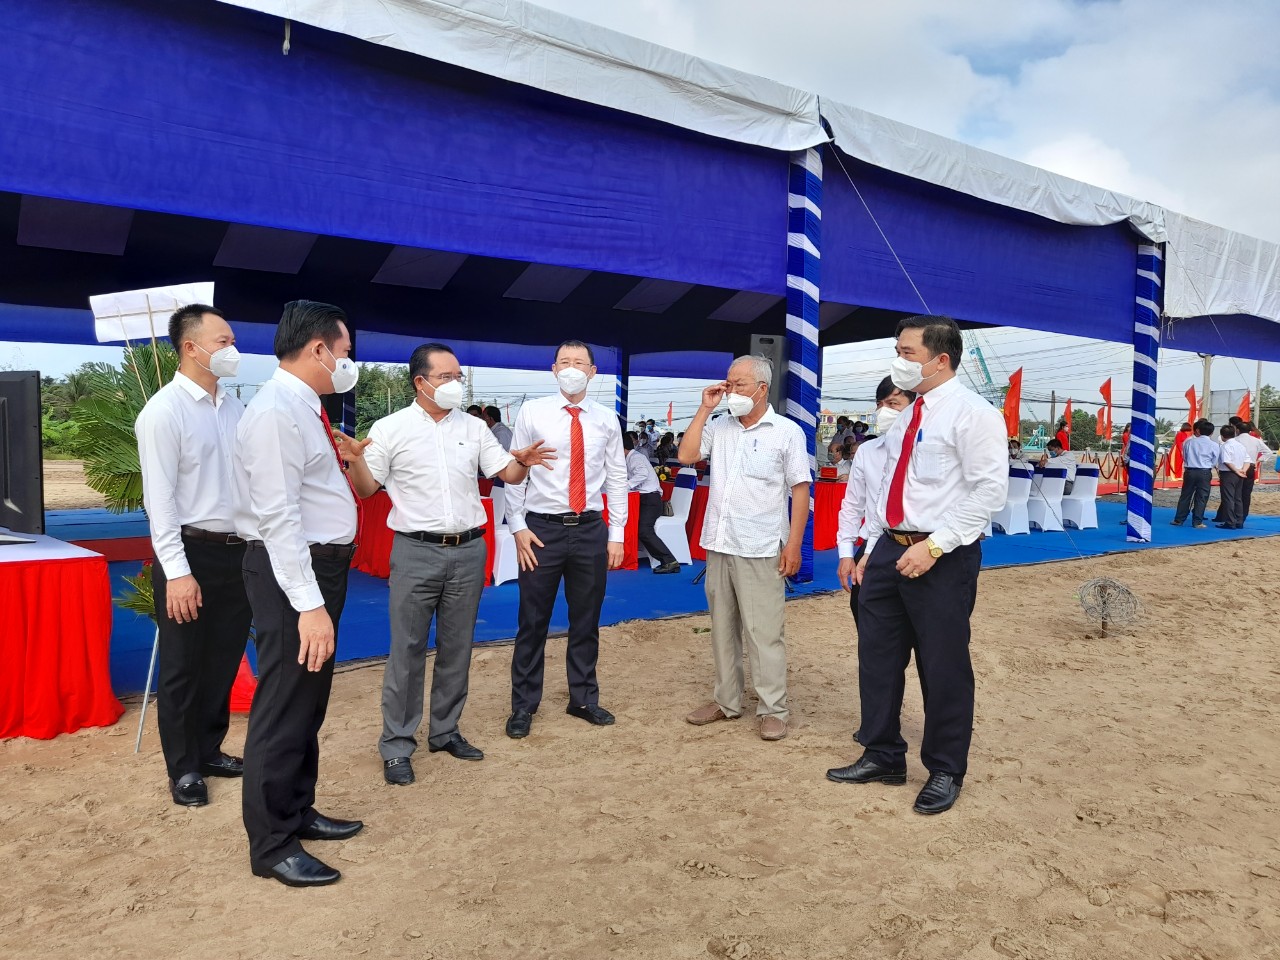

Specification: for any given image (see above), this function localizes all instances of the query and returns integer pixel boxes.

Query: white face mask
[556,367,590,395]
[424,378,464,410]
[875,405,902,433]
[322,345,359,394]
[195,343,240,378]
[889,354,943,392]
[726,385,760,418]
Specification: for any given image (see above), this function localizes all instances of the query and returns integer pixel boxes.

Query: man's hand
[852,554,869,586]
[333,433,373,460]
[778,540,801,578]
[700,382,728,411]
[515,529,544,571]
[895,541,938,580]
[513,440,558,470]
[837,557,856,592]
[297,607,335,672]
[165,574,202,623]
[606,541,625,570]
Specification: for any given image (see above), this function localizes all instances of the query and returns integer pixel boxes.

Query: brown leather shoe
[759,716,788,741]
[685,702,735,725]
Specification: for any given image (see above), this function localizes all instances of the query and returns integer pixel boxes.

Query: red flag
[1099,379,1113,445]
[1061,399,1073,449]
[666,401,674,426]
[1096,407,1107,436]
[1237,390,1252,422]
[1003,368,1022,439]
[1185,386,1197,426]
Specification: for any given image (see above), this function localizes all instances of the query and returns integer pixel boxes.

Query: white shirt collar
[173,370,226,405]
[273,367,322,414]
[920,375,961,408]
[740,403,779,431]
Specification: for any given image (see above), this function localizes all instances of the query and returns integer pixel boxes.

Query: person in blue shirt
[1171,419,1219,528]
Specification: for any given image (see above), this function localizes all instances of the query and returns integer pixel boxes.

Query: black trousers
[856,539,981,780]
[637,491,677,566]
[1173,468,1213,525]
[241,542,350,872]
[151,537,251,780]
[847,543,866,625]
[1242,464,1256,521]
[1218,472,1244,528]
[511,514,608,712]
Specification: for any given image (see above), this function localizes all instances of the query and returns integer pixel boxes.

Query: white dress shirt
[863,377,1008,557]
[699,404,812,558]
[836,458,852,478]
[1234,431,1268,468]
[234,368,358,612]
[505,393,629,542]
[1219,438,1247,471]
[625,449,661,494]
[364,404,513,533]
[1044,451,1078,482]
[135,372,244,579]
[836,435,888,558]
[490,421,514,451]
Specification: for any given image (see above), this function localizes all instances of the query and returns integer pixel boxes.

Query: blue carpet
[99,499,1280,693]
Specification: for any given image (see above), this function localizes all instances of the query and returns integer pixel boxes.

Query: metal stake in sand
[1077,577,1142,637]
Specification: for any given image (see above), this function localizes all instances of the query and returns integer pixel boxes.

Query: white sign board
[90,283,215,343]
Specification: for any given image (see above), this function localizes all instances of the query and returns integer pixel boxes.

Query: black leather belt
[181,525,244,545]
[527,511,603,526]
[886,530,932,546]
[245,539,356,561]
[397,527,486,546]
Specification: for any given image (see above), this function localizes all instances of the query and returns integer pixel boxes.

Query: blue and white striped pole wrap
[785,147,822,583]
[1126,243,1163,542]
[616,353,629,423]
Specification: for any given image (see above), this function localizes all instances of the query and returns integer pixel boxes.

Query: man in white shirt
[1215,424,1249,529]
[234,300,365,888]
[678,355,811,742]
[482,405,514,451]
[136,304,250,809]
[503,340,628,739]
[338,344,554,785]
[1038,438,1079,493]
[1233,420,1268,522]
[623,431,680,574]
[827,315,1007,816]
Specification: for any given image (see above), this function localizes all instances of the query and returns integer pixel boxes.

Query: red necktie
[566,406,586,513]
[319,406,362,541]
[885,397,925,530]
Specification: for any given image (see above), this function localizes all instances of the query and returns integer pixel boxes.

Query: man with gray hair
[677,355,811,741]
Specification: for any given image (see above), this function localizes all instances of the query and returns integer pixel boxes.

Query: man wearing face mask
[234,300,364,887]
[135,304,251,808]
[503,340,628,739]
[678,356,811,742]
[335,344,555,784]
[827,315,1007,816]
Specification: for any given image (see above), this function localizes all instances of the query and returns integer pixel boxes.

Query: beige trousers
[703,550,788,720]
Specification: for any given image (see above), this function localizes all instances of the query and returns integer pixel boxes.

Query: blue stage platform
[56,500,1280,695]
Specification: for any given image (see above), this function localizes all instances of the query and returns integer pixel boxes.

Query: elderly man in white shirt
[338,344,553,785]
[678,355,811,742]
[136,303,250,809]
[234,300,365,888]
[827,315,1007,817]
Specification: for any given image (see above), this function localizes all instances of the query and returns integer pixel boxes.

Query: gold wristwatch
[924,537,943,559]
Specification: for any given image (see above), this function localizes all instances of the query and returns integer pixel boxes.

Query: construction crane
[960,329,1010,406]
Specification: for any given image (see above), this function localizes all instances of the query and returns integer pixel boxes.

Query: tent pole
[616,351,630,424]
[1126,243,1164,542]
[784,146,823,583]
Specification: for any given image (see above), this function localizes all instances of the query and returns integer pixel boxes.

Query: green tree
[1069,409,1100,451]
[354,362,414,437]
[1258,383,1280,448]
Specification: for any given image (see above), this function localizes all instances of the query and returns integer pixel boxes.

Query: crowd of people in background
[1171,416,1268,529]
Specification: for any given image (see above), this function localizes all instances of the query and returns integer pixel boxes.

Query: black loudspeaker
[0,371,45,534]
[749,334,789,412]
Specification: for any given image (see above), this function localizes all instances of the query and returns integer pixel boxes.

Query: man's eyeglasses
[426,373,466,384]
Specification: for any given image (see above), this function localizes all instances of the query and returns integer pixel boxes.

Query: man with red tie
[826,315,1007,815]
[503,340,629,739]
[234,300,365,887]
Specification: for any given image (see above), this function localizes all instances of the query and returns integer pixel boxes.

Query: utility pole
[1049,390,1056,428]
[465,366,474,407]
[1198,353,1213,422]
[1255,360,1263,425]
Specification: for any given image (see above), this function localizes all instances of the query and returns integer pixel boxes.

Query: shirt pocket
[912,440,953,485]
[451,438,481,478]
[742,442,783,480]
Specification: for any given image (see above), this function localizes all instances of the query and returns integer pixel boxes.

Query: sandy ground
[4,533,1280,959]
[42,459,108,510]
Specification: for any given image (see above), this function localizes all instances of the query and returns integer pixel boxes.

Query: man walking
[136,304,250,807]
[827,315,1007,815]
[339,344,554,785]
[1170,419,1217,529]
[235,300,365,887]
[504,340,628,738]
[679,355,811,742]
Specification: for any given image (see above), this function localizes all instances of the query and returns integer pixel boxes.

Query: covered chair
[991,465,1034,535]
[1060,464,1100,530]
[1028,468,1068,532]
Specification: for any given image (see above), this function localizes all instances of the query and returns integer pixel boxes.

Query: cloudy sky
[8,0,1277,429]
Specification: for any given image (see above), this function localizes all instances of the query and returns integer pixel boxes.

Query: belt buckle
[891,532,910,546]
[441,533,462,546]
[562,514,581,526]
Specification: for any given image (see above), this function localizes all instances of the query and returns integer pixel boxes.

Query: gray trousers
[704,550,788,720]
[380,534,487,759]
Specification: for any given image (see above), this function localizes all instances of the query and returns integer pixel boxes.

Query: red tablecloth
[351,491,495,585]
[602,491,640,571]
[0,542,123,739]
[813,480,847,552]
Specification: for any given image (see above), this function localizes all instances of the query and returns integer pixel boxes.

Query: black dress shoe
[1215,523,1231,528]
[200,753,244,778]
[383,757,415,785]
[506,710,533,739]
[825,756,907,785]
[566,703,615,726]
[169,773,209,807]
[653,561,681,574]
[913,772,962,815]
[429,733,484,761]
[298,813,364,841]
[253,851,341,887]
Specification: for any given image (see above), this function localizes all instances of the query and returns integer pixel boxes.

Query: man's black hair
[483,405,502,422]
[874,376,918,406]
[407,342,456,384]
[1194,419,1215,436]
[622,430,637,451]
[894,314,963,370]
[1221,424,1237,439]
[555,339,594,364]
[168,303,224,350]
[1047,438,1064,452]
[273,300,348,361]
